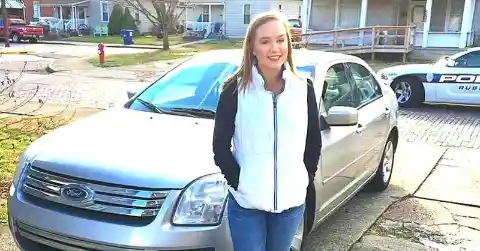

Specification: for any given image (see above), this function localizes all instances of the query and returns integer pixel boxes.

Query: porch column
[301,0,309,34]
[359,0,368,45]
[422,0,433,48]
[208,4,212,22]
[459,0,474,48]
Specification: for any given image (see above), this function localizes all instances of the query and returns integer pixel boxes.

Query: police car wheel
[391,77,424,108]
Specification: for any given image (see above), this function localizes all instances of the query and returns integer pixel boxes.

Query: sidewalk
[37,39,214,50]
[350,147,480,251]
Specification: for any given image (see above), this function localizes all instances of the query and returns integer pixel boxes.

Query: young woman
[212,11,322,251]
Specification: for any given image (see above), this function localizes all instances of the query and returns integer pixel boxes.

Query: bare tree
[119,0,188,50]
[1,0,10,47]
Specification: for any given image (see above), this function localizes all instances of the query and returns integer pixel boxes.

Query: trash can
[121,29,134,45]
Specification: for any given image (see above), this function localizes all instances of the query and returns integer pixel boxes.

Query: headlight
[172,173,228,226]
[12,152,31,187]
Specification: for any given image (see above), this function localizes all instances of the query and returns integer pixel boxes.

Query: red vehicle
[288,18,303,43]
[0,18,44,43]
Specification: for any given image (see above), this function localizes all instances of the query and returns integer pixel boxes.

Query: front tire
[11,32,20,43]
[391,76,424,108]
[368,137,395,192]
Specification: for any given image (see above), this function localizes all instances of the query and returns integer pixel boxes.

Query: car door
[435,51,480,104]
[315,62,365,216]
[345,62,390,176]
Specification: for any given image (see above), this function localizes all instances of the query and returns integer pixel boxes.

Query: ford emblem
[60,184,94,203]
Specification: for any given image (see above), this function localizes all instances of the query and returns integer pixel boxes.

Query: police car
[377,47,480,107]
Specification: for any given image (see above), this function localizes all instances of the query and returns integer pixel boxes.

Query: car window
[347,63,382,105]
[322,63,358,112]
[129,61,317,114]
[130,62,237,113]
[455,51,480,68]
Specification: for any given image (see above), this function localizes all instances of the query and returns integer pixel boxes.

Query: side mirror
[325,106,358,126]
[127,90,137,99]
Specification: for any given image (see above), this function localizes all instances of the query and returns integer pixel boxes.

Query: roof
[189,49,361,66]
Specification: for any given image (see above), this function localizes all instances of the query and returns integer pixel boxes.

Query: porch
[39,0,89,32]
[183,3,225,39]
[302,0,475,49]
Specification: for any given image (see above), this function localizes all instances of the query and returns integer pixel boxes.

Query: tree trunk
[1,0,10,47]
[162,22,169,51]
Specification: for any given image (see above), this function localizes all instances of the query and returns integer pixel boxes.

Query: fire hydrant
[98,43,105,66]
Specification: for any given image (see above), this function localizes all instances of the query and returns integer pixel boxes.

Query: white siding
[225,0,301,38]
[186,5,224,22]
[133,1,186,33]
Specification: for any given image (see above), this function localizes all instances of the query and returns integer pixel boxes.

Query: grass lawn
[0,116,70,224]
[88,38,244,67]
[62,34,185,46]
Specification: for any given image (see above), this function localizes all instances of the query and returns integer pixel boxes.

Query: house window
[430,0,464,32]
[202,5,209,22]
[243,4,251,24]
[100,1,109,22]
[33,1,40,19]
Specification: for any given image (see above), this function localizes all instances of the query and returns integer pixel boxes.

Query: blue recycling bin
[121,29,134,45]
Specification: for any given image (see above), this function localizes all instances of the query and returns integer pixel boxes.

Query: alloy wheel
[394,81,412,104]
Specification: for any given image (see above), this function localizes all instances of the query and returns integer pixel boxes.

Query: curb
[0,50,30,55]
[37,40,163,50]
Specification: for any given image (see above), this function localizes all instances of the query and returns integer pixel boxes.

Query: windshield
[128,60,316,116]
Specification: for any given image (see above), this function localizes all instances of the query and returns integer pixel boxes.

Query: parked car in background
[8,49,399,251]
[378,47,480,107]
[288,18,303,43]
[0,18,44,43]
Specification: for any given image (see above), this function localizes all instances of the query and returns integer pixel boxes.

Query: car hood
[28,108,220,189]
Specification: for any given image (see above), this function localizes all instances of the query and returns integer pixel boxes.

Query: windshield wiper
[169,108,216,118]
[136,99,198,118]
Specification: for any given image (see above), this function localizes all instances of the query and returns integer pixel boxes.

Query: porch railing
[47,19,88,33]
[184,21,224,39]
[294,25,417,62]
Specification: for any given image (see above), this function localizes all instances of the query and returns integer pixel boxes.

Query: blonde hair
[224,10,298,92]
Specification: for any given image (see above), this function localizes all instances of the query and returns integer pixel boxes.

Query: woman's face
[252,19,289,71]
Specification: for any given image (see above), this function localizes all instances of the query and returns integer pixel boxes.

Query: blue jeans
[227,193,305,251]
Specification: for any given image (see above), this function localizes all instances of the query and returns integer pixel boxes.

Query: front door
[316,63,365,216]
[345,62,390,174]
[409,1,426,31]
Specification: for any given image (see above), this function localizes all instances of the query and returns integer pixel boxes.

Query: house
[23,0,115,32]
[2,0,26,20]
[301,0,478,49]
[24,0,53,22]
[183,0,224,38]
[224,0,302,38]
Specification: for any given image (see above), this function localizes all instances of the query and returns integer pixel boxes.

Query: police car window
[455,51,480,68]
[322,63,358,112]
[347,63,382,105]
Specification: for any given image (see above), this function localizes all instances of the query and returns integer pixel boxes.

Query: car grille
[21,165,169,217]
